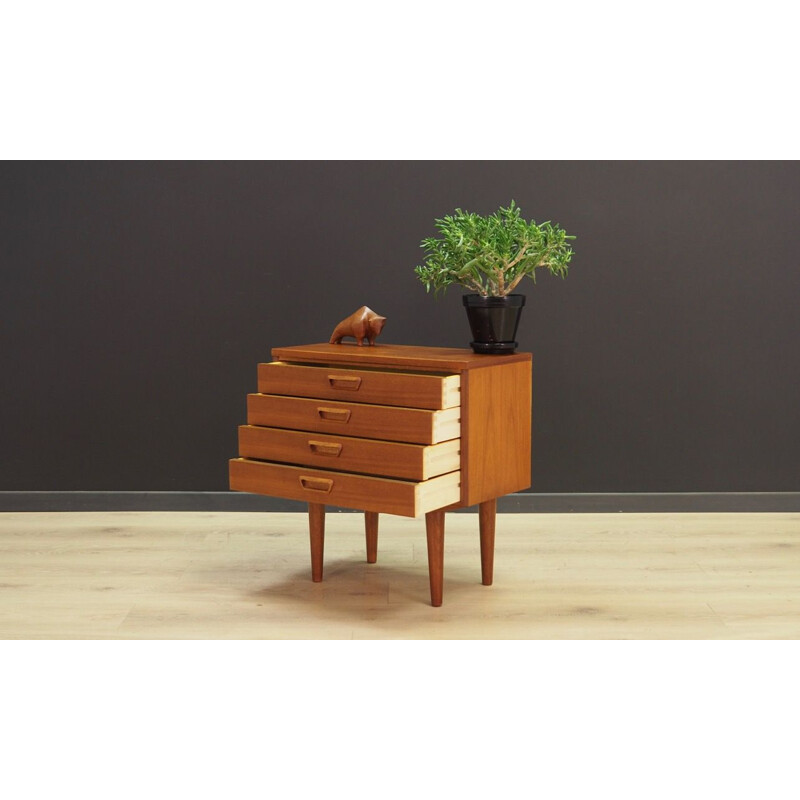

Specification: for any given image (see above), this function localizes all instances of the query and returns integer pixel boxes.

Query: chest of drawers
[229,343,532,606]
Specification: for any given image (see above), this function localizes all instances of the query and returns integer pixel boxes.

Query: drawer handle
[299,476,333,493]
[327,374,362,390]
[308,440,342,457]
[317,407,351,422]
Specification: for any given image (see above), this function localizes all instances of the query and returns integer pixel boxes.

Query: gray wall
[2,161,799,494]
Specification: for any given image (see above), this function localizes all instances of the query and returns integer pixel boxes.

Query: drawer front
[229,458,461,517]
[258,362,460,410]
[247,394,460,445]
[238,425,460,480]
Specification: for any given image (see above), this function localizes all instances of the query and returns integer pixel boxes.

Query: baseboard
[1,491,799,513]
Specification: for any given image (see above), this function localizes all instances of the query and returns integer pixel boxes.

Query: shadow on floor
[246,557,488,620]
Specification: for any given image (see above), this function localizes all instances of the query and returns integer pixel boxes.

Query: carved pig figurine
[329,306,387,346]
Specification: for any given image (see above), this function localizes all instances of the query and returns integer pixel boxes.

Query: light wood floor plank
[0,511,798,639]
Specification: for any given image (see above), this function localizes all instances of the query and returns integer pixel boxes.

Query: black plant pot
[463,294,526,354]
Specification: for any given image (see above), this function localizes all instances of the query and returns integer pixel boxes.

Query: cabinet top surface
[270,343,532,372]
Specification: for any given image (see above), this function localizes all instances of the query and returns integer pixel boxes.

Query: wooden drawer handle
[308,440,342,457]
[317,407,351,422]
[327,374,362,390]
[299,476,334,493]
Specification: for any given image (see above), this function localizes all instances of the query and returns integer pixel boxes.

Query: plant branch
[505,237,531,272]
[506,270,530,294]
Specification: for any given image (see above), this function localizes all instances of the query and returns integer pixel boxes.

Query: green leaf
[413,202,574,297]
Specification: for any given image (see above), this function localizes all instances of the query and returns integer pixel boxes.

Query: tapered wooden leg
[365,511,378,563]
[425,508,446,607]
[479,498,497,586]
[308,502,325,582]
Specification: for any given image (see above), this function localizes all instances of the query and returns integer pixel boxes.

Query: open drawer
[229,458,460,517]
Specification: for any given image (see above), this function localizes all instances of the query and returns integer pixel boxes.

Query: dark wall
[2,161,799,493]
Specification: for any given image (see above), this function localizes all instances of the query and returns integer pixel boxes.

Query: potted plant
[414,200,575,353]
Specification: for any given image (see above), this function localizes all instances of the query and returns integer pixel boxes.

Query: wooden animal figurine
[329,306,387,346]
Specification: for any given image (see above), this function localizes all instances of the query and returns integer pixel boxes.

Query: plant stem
[506,271,528,293]
[505,237,531,272]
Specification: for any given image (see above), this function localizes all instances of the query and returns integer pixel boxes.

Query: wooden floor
[1,511,798,639]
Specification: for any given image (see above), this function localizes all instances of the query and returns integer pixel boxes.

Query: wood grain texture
[425,508,445,607]
[2,511,799,638]
[259,362,461,410]
[272,342,532,373]
[238,425,460,481]
[365,511,378,563]
[479,498,497,586]
[247,394,460,445]
[309,503,325,581]
[229,459,460,517]
[461,360,532,506]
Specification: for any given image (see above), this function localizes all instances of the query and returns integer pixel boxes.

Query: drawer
[247,394,460,445]
[238,425,460,481]
[229,458,461,517]
[258,362,460,409]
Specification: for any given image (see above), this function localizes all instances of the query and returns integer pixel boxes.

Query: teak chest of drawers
[229,343,532,606]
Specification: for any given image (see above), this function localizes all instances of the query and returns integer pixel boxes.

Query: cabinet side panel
[462,360,532,506]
